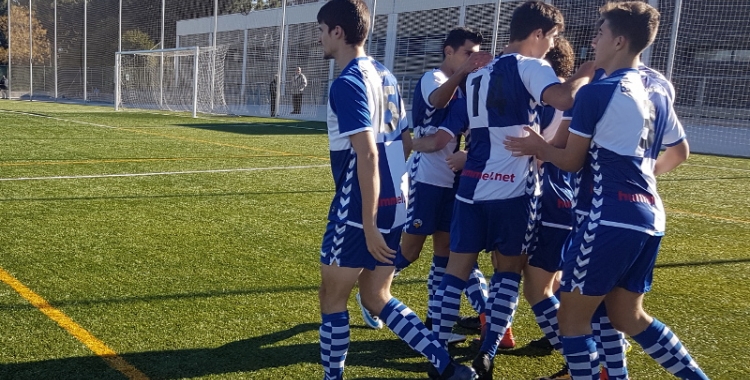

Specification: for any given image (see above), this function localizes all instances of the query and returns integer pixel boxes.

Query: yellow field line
[0,155,282,167]
[668,208,750,225]
[0,268,149,380]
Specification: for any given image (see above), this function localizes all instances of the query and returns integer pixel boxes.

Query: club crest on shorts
[413,219,423,228]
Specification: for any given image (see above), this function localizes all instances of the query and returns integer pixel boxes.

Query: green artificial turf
[0,101,748,379]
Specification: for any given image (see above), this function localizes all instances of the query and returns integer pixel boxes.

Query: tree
[228,0,283,14]
[0,4,52,65]
[122,29,155,51]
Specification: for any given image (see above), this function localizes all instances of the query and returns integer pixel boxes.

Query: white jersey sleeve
[420,70,447,109]
[517,57,561,105]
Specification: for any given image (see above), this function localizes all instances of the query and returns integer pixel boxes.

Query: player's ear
[614,35,625,51]
[533,28,544,41]
[444,45,454,58]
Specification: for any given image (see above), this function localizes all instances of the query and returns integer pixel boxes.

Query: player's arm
[541,61,596,111]
[505,127,590,172]
[506,85,600,172]
[428,52,492,109]
[655,139,689,176]
[402,130,413,160]
[446,150,467,172]
[349,131,396,263]
[412,130,454,153]
[415,97,468,153]
[654,105,689,176]
[549,115,572,148]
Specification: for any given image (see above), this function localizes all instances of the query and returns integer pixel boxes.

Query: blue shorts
[404,181,456,235]
[320,221,402,270]
[450,195,533,255]
[528,225,572,273]
[560,223,662,296]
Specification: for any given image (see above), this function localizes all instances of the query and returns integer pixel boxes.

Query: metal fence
[2,0,748,156]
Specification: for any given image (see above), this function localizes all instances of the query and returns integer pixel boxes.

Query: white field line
[0,109,119,129]
[0,165,329,182]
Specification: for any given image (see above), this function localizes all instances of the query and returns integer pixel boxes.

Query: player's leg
[604,234,709,380]
[431,200,484,349]
[356,229,428,330]
[525,225,571,354]
[558,290,606,380]
[473,196,532,378]
[319,221,370,380]
[591,302,628,380]
[557,224,635,380]
[319,264,361,380]
[524,265,563,351]
[359,263,476,380]
[474,250,525,378]
[427,230,450,324]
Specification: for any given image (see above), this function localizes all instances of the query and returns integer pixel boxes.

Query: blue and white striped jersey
[568,67,686,235]
[456,53,560,203]
[538,105,574,229]
[326,57,410,233]
[408,69,465,188]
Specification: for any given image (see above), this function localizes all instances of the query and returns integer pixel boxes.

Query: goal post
[115,46,227,118]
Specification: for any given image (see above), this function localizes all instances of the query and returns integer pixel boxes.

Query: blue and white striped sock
[592,304,628,380]
[530,296,562,352]
[480,272,520,359]
[380,297,451,374]
[426,255,449,323]
[429,274,466,349]
[562,334,599,380]
[631,318,709,380]
[320,311,349,380]
[464,263,488,315]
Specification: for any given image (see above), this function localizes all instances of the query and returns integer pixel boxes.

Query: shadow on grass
[0,323,434,380]
[0,279,428,311]
[179,121,327,136]
[655,257,750,269]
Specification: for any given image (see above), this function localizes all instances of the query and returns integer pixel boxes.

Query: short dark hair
[442,27,484,59]
[599,1,660,54]
[544,36,574,78]
[509,1,564,42]
[317,0,370,46]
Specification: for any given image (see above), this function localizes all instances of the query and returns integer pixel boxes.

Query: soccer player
[504,2,708,379]
[402,27,491,337]
[356,27,492,333]
[316,1,476,379]
[428,2,595,379]
[518,36,577,379]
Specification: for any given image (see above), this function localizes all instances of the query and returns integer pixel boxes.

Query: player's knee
[607,308,651,336]
[400,246,421,262]
[359,289,389,316]
[493,253,526,274]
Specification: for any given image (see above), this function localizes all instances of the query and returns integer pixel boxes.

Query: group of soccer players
[316,0,711,379]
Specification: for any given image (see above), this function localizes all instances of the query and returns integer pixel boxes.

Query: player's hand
[503,126,546,157]
[576,61,597,80]
[446,150,468,172]
[364,226,396,264]
[458,51,493,76]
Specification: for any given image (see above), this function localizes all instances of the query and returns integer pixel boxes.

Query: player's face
[592,19,616,68]
[533,27,559,59]
[448,41,481,71]
[319,23,335,60]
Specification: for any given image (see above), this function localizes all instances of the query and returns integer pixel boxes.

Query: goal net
[115,46,228,117]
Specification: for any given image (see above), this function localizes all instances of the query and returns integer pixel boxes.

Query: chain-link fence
[1,0,748,156]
